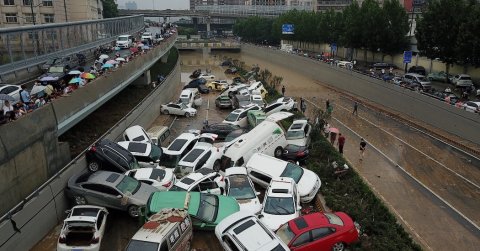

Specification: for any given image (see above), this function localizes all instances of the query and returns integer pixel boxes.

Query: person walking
[325,99,330,111]
[353,102,358,115]
[281,85,286,96]
[359,138,367,160]
[327,104,333,115]
[301,100,307,113]
[337,133,345,154]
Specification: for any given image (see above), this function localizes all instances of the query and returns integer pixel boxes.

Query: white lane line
[333,100,480,190]
[305,98,480,232]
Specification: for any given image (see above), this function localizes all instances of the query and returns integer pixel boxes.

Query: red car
[275,212,360,251]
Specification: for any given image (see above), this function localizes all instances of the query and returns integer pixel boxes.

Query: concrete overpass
[175,39,241,51]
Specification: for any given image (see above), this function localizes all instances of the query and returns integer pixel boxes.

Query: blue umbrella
[0,94,15,102]
[114,46,121,51]
[102,63,114,68]
[142,45,150,50]
[69,77,82,84]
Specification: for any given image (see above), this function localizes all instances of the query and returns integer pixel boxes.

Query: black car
[224,128,248,143]
[220,60,232,66]
[86,139,140,173]
[372,62,394,70]
[201,123,241,140]
[184,78,207,89]
[281,144,309,164]
[225,67,238,74]
[408,66,426,76]
[198,84,210,94]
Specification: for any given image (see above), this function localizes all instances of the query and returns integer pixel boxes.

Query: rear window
[149,169,166,180]
[127,142,148,153]
[125,240,159,251]
[271,244,287,251]
[290,123,303,130]
[325,213,344,226]
[71,207,99,217]
[168,139,187,151]
[233,219,255,234]
[183,149,205,163]
[461,76,471,80]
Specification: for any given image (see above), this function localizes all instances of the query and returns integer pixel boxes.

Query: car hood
[237,198,262,214]
[298,169,321,197]
[132,184,159,205]
[261,213,298,231]
[286,138,307,147]
[214,196,240,224]
[185,107,197,113]
[39,72,63,79]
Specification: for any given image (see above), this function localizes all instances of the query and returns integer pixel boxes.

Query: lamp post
[30,0,44,25]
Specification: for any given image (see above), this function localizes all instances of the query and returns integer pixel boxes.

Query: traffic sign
[403,51,412,63]
[331,43,337,53]
[282,24,294,34]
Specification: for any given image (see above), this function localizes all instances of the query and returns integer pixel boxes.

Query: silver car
[66,171,159,217]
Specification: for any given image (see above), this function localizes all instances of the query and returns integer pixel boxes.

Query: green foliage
[455,1,480,67]
[101,0,118,18]
[177,27,197,38]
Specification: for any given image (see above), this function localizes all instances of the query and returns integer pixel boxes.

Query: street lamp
[30,0,43,25]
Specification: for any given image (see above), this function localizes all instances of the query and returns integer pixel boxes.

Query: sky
[117,0,190,10]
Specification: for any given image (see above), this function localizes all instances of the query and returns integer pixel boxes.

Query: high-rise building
[315,0,352,11]
[190,0,247,10]
[0,0,103,28]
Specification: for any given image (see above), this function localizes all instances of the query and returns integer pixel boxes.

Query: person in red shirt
[337,133,346,154]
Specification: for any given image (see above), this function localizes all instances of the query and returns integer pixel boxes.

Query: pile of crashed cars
[58,71,361,251]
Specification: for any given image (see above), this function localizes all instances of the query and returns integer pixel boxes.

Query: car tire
[332,242,345,251]
[213,160,221,172]
[128,205,140,218]
[74,196,87,205]
[88,161,100,172]
[185,112,190,118]
[162,110,169,115]
[274,147,283,158]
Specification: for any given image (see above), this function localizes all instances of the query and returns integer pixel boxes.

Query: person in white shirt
[2,100,14,115]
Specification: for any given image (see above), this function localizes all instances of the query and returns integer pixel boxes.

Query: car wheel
[162,109,169,115]
[128,205,140,218]
[74,196,86,205]
[274,147,283,158]
[88,161,100,172]
[213,160,221,172]
[332,242,345,251]
[185,112,190,118]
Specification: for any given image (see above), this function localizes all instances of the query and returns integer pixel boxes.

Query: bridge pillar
[203,47,211,56]
[206,18,211,38]
[132,70,151,86]
[192,17,199,30]
[161,50,170,63]
[163,17,167,23]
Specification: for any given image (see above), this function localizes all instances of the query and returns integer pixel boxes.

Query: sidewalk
[329,119,479,251]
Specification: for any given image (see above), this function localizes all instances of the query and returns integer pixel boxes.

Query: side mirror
[200,223,206,228]
[116,195,122,199]
[149,161,154,165]
[255,192,261,196]
[155,159,160,163]
[258,214,264,219]
[297,206,302,211]
[65,209,71,215]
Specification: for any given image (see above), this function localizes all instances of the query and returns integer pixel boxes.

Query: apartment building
[0,0,103,28]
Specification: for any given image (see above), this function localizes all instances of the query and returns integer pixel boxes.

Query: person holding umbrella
[329,127,339,145]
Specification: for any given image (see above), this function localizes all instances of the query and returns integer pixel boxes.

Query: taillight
[162,181,172,188]
[58,236,66,244]
[219,175,224,182]
[296,151,305,157]
[90,146,97,152]
[91,237,99,244]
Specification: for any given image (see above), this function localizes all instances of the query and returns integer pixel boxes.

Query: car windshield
[461,76,471,80]
[276,223,296,246]
[169,184,187,191]
[252,99,264,106]
[180,98,190,105]
[159,153,181,168]
[125,240,159,251]
[116,176,140,194]
[280,163,304,183]
[225,112,240,122]
[227,175,256,200]
[264,196,294,215]
[417,76,427,82]
[49,66,64,73]
[286,130,305,140]
[196,193,219,222]
[118,37,128,41]
[149,145,162,161]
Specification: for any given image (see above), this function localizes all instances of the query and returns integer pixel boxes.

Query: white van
[246,153,321,203]
[179,89,202,108]
[125,208,193,251]
[116,35,134,48]
[219,112,292,171]
[123,125,153,144]
[147,126,171,146]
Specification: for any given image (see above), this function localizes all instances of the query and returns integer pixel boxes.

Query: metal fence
[0,15,144,75]
[195,5,313,17]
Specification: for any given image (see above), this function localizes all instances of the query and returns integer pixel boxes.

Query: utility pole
[30,0,36,25]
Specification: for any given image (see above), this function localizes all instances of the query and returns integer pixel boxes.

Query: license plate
[72,249,83,251]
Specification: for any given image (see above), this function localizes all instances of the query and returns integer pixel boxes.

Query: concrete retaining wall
[0,58,181,251]
[242,44,480,145]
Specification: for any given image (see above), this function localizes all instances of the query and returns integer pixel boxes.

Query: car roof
[289,212,351,234]
[288,120,307,131]
[246,153,287,175]
[131,208,189,242]
[175,170,215,189]
[166,133,197,151]
[148,191,200,215]
[178,146,210,165]
[130,168,168,180]
[117,141,151,156]
[87,171,123,186]
[225,167,248,176]
[267,177,295,197]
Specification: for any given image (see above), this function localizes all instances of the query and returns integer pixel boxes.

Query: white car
[285,119,312,147]
[259,177,301,231]
[251,94,265,107]
[199,73,215,80]
[215,211,290,251]
[263,97,296,116]
[116,35,133,48]
[223,104,261,128]
[451,74,473,87]
[124,168,176,190]
[161,102,197,117]
[141,32,153,41]
[57,205,108,251]
[248,81,268,98]
[123,125,153,144]
[169,167,225,194]
[225,167,262,214]
[117,141,162,168]
[0,84,21,107]
[160,132,198,169]
[337,61,353,68]
[175,134,223,176]
[462,101,480,113]
[246,153,321,203]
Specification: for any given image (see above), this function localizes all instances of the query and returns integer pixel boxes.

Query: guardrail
[0,15,144,76]
[0,50,180,251]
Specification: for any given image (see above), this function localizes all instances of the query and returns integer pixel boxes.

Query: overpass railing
[195,5,313,17]
[0,15,144,76]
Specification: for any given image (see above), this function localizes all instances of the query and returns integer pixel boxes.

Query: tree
[455,1,480,68]
[102,0,118,18]
[416,0,467,76]
[359,0,387,62]
[341,1,363,57]
[380,0,410,59]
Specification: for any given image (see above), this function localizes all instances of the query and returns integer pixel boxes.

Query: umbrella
[102,63,114,68]
[136,43,144,47]
[142,45,150,50]
[115,57,126,62]
[99,54,109,59]
[69,78,82,84]
[81,72,96,79]
[329,128,339,134]
[106,60,118,65]
[114,46,121,51]
[0,94,15,102]
[45,85,54,95]
[30,85,46,95]
[68,70,82,75]
[40,76,57,82]
[130,47,138,53]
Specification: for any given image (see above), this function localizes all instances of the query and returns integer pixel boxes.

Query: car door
[290,231,312,251]
[237,111,248,128]
[81,184,123,209]
[304,124,312,146]
[169,104,181,115]
[194,93,203,107]
[309,227,338,250]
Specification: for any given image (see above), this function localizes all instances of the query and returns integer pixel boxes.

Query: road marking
[305,98,480,233]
